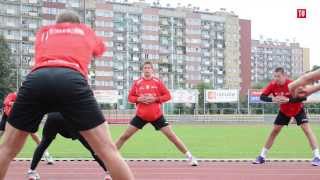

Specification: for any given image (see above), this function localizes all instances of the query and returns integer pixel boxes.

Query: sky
[130,0,320,68]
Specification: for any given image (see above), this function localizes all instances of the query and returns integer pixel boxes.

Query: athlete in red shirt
[0,92,54,165]
[116,61,198,166]
[253,67,320,166]
[0,11,133,180]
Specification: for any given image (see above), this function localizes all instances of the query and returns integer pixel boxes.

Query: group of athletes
[0,10,320,180]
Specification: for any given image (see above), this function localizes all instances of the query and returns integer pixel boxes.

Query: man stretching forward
[253,67,320,166]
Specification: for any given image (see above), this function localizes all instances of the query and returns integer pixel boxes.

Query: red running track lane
[6,161,320,180]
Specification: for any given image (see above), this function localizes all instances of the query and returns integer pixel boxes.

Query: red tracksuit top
[262,79,303,117]
[32,22,105,78]
[128,77,171,121]
[3,92,17,116]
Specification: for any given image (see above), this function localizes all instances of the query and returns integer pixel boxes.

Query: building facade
[1,0,253,107]
[251,39,309,84]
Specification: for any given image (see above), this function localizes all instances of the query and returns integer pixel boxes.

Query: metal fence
[103,108,320,124]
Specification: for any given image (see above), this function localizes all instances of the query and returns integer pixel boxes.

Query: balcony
[160,58,169,63]
[132,47,139,52]
[6,9,16,15]
[160,19,169,25]
[177,68,183,73]
[116,36,124,41]
[202,34,210,39]
[160,30,169,35]
[116,46,124,51]
[132,56,139,62]
[217,78,223,84]
[6,22,16,27]
[217,61,224,66]
[202,43,210,48]
[115,27,125,32]
[203,52,210,57]
[203,24,210,30]
[217,70,224,75]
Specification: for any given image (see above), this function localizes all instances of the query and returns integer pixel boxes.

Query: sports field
[17,123,320,159]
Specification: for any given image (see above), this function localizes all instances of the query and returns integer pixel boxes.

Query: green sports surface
[16,124,320,159]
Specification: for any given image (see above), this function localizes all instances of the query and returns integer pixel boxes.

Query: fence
[103,108,320,124]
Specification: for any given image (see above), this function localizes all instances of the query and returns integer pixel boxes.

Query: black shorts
[0,114,7,131]
[7,67,105,133]
[130,115,169,130]
[274,109,308,126]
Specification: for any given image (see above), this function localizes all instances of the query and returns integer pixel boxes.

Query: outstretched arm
[289,69,320,93]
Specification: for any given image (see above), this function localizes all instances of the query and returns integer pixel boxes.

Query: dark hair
[143,61,153,68]
[56,10,81,24]
[274,67,285,74]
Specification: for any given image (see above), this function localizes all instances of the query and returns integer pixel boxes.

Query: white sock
[313,149,320,158]
[260,147,269,158]
[44,151,50,157]
[28,169,35,173]
[185,151,192,159]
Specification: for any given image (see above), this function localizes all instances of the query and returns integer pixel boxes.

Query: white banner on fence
[306,92,320,103]
[170,89,199,103]
[205,89,239,103]
[93,90,119,104]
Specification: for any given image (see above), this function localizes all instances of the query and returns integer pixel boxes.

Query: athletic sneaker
[252,156,265,164]
[311,157,320,166]
[104,172,112,180]
[27,170,40,180]
[44,153,54,165]
[188,156,199,166]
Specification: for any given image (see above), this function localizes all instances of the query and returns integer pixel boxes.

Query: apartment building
[251,38,309,84]
[0,0,251,107]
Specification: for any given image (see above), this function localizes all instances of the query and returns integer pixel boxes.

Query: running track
[6,160,320,180]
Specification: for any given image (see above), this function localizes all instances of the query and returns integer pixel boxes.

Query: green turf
[16,124,320,159]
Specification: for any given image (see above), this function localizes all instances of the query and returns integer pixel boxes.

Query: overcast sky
[130,0,319,68]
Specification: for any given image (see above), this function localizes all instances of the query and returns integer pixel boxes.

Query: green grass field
[17,124,320,159]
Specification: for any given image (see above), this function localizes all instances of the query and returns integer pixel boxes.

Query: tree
[0,35,16,104]
[251,80,269,89]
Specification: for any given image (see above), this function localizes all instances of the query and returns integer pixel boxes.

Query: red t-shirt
[3,92,17,116]
[262,79,303,117]
[32,22,105,78]
[128,77,171,121]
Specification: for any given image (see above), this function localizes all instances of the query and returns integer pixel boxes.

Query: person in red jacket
[116,61,198,166]
[252,67,320,166]
[0,10,134,180]
[0,92,54,165]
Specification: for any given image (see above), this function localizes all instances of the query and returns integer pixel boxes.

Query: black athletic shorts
[274,109,308,126]
[7,67,105,133]
[0,114,7,131]
[130,115,169,130]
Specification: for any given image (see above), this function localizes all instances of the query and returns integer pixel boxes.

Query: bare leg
[263,125,283,149]
[115,125,139,150]
[300,123,319,150]
[30,133,41,145]
[80,123,134,180]
[160,125,189,154]
[0,123,29,180]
